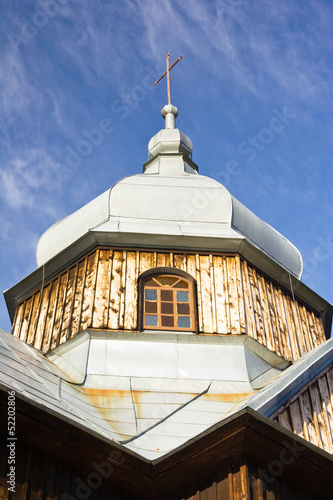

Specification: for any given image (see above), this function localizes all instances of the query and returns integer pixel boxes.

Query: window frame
[138,267,198,332]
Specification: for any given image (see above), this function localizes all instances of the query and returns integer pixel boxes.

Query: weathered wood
[34,284,51,350]
[222,257,231,335]
[317,374,333,454]
[26,292,41,346]
[226,256,241,335]
[213,256,228,334]
[282,296,299,361]
[250,474,265,500]
[210,255,217,333]
[200,255,214,333]
[41,279,60,353]
[119,251,127,329]
[326,369,333,416]
[80,251,98,332]
[10,248,327,360]
[299,390,322,448]
[289,400,304,438]
[174,253,187,271]
[139,252,154,274]
[92,249,112,329]
[313,313,326,346]
[50,272,68,350]
[185,253,197,281]
[195,253,203,332]
[70,258,87,338]
[20,296,33,343]
[156,252,166,267]
[249,267,265,344]
[241,260,256,340]
[290,298,307,357]
[305,310,318,351]
[266,281,282,357]
[258,275,274,351]
[235,256,246,334]
[277,409,293,432]
[108,250,125,330]
[59,265,78,345]
[123,251,137,330]
[300,304,314,352]
[309,383,331,453]
[240,464,251,499]
[274,288,292,361]
[232,464,250,500]
[12,302,24,339]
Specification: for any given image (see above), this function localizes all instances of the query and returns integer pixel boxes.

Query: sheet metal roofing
[36,105,302,278]
[2,328,331,461]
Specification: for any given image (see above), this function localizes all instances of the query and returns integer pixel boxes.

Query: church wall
[272,365,333,454]
[0,436,130,500]
[0,439,325,500]
[11,247,326,360]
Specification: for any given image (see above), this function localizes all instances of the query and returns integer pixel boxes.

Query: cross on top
[154,53,183,105]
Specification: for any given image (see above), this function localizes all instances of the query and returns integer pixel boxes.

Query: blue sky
[0,0,332,333]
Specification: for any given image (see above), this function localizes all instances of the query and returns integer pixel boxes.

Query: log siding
[11,248,326,358]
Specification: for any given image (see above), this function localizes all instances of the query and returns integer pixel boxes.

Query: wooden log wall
[11,247,326,359]
[272,365,333,454]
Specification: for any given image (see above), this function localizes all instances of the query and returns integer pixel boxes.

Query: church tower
[1,92,332,499]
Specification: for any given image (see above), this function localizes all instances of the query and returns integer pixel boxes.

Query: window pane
[161,290,173,302]
[145,289,157,301]
[162,316,174,327]
[161,302,173,314]
[145,314,158,326]
[145,278,160,287]
[176,280,189,289]
[177,291,189,303]
[158,276,178,286]
[177,303,190,315]
[178,316,191,328]
[145,301,157,313]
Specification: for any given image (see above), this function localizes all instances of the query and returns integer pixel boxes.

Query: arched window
[139,269,197,332]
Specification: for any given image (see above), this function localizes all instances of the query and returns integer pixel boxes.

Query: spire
[145,53,196,174]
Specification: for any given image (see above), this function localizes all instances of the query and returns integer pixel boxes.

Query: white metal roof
[2,328,331,460]
[36,105,302,278]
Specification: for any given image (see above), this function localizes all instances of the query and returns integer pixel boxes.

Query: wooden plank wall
[11,248,326,359]
[272,366,333,454]
[0,440,318,500]
[0,437,129,500]
[180,462,316,500]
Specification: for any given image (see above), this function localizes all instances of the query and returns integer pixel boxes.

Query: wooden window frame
[138,267,198,332]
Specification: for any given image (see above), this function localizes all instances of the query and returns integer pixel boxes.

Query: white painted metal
[36,107,303,278]
[1,327,331,460]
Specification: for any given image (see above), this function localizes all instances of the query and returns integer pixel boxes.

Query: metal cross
[154,53,183,105]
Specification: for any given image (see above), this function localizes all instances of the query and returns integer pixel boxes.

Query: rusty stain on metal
[203,393,254,403]
[76,387,256,442]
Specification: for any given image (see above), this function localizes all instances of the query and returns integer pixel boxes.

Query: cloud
[0,147,61,210]
[128,0,332,105]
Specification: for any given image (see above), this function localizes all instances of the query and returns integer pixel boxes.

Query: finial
[154,53,183,105]
[161,104,178,129]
